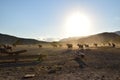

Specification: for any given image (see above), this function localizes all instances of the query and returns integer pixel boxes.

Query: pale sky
[0,0,120,41]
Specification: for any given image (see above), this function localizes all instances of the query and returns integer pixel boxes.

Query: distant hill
[1,31,120,45]
[60,32,120,44]
[115,31,120,35]
[0,33,47,45]
[60,37,83,42]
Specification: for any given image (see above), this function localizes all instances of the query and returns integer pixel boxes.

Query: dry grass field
[0,45,120,80]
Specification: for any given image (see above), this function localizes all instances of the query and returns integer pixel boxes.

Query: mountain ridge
[0,33,47,44]
[0,31,120,44]
[115,31,120,35]
[60,31,120,44]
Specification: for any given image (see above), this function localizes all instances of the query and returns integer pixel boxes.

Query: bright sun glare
[64,11,92,37]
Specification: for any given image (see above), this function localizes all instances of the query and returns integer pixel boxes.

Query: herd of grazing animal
[0,42,117,67]
[67,43,90,49]
[0,42,116,52]
[37,42,116,49]
[77,44,84,49]
[108,42,116,48]
[66,43,116,49]
[0,42,116,55]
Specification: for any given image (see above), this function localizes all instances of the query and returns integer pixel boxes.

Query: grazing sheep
[108,42,116,48]
[108,42,111,46]
[58,44,62,47]
[111,43,116,48]
[84,44,89,48]
[77,44,83,49]
[66,44,73,48]
[94,43,98,47]
[38,45,42,48]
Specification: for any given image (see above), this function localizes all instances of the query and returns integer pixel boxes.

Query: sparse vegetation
[0,45,120,80]
[0,32,120,80]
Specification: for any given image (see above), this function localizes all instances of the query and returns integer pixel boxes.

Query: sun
[64,11,92,37]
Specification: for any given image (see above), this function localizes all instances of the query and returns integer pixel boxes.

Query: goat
[77,44,83,49]
[66,44,73,48]
[38,45,42,48]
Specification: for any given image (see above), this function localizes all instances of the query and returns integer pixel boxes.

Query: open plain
[0,45,120,80]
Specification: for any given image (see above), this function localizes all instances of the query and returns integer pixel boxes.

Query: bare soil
[0,45,120,80]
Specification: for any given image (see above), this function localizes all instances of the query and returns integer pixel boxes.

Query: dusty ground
[0,45,120,80]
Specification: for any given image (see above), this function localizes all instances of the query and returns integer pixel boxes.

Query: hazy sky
[0,0,120,41]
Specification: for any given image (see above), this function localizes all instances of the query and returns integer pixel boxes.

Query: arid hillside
[0,33,47,45]
[1,31,120,45]
[115,31,120,35]
[60,32,120,44]
[0,46,120,80]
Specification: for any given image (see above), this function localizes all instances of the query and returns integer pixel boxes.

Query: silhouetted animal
[77,44,83,49]
[38,45,42,48]
[111,43,116,48]
[94,43,98,47]
[84,44,89,48]
[66,44,73,48]
[59,44,62,47]
[108,42,111,46]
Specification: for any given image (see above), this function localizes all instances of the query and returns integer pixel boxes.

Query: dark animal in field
[77,44,83,49]
[58,44,62,47]
[84,44,89,48]
[93,43,98,47]
[108,42,116,48]
[38,45,42,48]
[66,44,73,48]
[111,43,116,48]
[108,42,111,46]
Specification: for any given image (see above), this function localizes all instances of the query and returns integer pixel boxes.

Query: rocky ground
[0,46,120,80]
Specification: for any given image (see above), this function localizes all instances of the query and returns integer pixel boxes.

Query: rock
[23,74,35,78]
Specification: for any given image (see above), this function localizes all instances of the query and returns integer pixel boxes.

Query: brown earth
[0,45,120,80]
